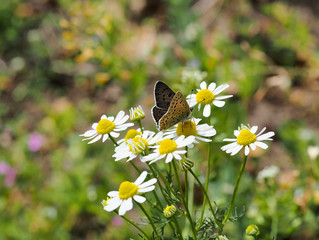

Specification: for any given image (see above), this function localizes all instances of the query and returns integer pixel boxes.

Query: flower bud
[246,224,260,236]
[129,105,145,121]
[163,205,177,218]
[179,158,194,171]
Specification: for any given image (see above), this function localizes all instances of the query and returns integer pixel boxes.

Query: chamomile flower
[102,171,157,216]
[80,111,133,144]
[113,130,163,162]
[129,105,145,121]
[187,81,232,117]
[221,125,275,156]
[164,118,216,145]
[142,135,195,164]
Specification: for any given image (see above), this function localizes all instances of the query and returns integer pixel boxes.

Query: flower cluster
[80,80,275,239]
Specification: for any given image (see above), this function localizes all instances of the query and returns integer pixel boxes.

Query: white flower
[102,171,157,215]
[217,235,229,240]
[257,165,280,183]
[142,135,195,164]
[307,146,319,161]
[181,68,207,83]
[113,130,163,162]
[187,81,232,117]
[80,111,133,144]
[221,125,275,156]
[129,105,145,121]
[164,118,216,146]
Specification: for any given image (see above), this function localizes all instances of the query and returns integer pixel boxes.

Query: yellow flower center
[124,129,142,143]
[196,89,215,104]
[237,129,257,146]
[176,120,197,137]
[129,137,148,154]
[158,139,177,155]
[118,181,138,200]
[96,119,115,135]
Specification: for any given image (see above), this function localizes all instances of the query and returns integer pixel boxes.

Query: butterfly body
[152,81,191,131]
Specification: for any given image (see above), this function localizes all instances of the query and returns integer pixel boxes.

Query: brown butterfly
[151,81,192,130]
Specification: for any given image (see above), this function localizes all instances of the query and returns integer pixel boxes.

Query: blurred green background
[1,0,319,239]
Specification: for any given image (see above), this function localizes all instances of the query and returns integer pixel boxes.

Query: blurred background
[1,0,319,239]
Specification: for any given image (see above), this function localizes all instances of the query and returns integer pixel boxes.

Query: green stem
[129,161,141,174]
[222,154,248,226]
[270,197,278,240]
[172,160,197,240]
[189,169,220,230]
[108,134,119,146]
[137,202,159,238]
[119,212,150,240]
[199,139,212,226]
[137,119,144,133]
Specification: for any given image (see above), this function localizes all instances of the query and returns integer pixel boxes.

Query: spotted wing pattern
[151,106,168,126]
[153,81,176,109]
[159,92,191,131]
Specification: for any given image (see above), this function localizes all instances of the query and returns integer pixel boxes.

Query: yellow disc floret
[124,129,142,143]
[96,119,115,135]
[118,181,138,200]
[176,120,197,137]
[163,205,177,218]
[158,139,177,155]
[129,137,148,154]
[237,129,257,146]
[196,89,215,104]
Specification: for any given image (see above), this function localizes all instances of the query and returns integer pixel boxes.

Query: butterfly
[151,81,192,131]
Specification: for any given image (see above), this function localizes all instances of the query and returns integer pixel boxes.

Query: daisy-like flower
[129,105,145,121]
[221,125,275,156]
[163,205,177,218]
[187,81,232,117]
[164,118,216,145]
[142,135,195,164]
[102,171,157,216]
[80,111,133,144]
[113,130,163,162]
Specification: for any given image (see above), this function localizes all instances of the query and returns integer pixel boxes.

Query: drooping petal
[80,129,97,137]
[250,143,257,150]
[166,153,173,163]
[203,104,211,117]
[104,198,122,212]
[102,134,109,142]
[118,198,133,215]
[230,145,243,155]
[88,135,102,144]
[245,146,250,156]
[172,152,182,160]
[110,131,120,138]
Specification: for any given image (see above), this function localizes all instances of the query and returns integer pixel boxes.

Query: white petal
[104,198,122,212]
[110,131,120,138]
[175,150,186,155]
[200,81,207,89]
[138,178,157,188]
[245,146,250,156]
[108,191,119,197]
[133,195,146,203]
[102,134,109,142]
[221,142,238,151]
[134,171,148,185]
[250,143,256,150]
[230,145,243,155]
[88,135,102,144]
[234,130,240,137]
[141,153,159,162]
[255,141,269,149]
[256,127,266,137]
[138,186,155,192]
[101,115,107,119]
[212,100,225,107]
[257,132,275,141]
[80,129,97,137]
[215,95,233,100]
[223,138,237,142]
[116,115,129,125]
[107,116,114,122]
[166,153,173,163]
[250,126,258,134]
[212,84,229,95]
[114,111,125,124]
[203,104,211,117]
[92,123,98,129]
[195,136,211,142]
[173,152,182,160]
[198,103,201,111]
[118,198,133,215]
[208,82,216,92]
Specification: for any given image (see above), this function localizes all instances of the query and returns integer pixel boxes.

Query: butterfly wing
[151,106,168,126]
[154,81,175,109]
[159,92,191,131]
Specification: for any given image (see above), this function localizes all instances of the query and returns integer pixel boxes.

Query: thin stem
[199,135,212,226]
[119,212,150,240]
[129,161,141,174]
[137,202,159,238]
[108,134,119,146]
[222,154,248,226]
[137,119,144,133]
[172,160,197,239]
[189,169,221,230]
